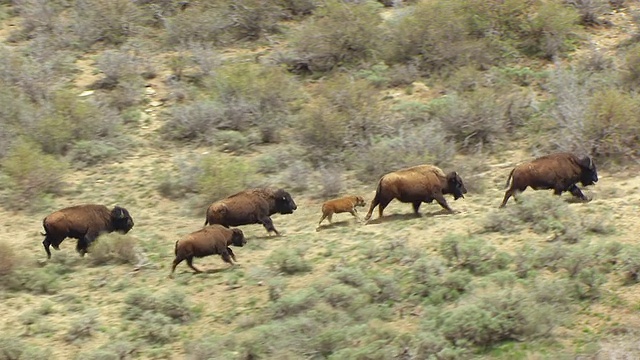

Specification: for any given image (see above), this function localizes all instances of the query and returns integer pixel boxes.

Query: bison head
[578,156,598,186]
[354,196,366,207]
[446,171,468,200]
[274,189,297,214]
[110,206,134,234]
[230,228,246,247]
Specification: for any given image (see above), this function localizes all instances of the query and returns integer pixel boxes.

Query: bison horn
[588,157,593,169]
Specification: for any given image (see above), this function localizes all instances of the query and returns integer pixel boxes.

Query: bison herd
[39,152,598,277]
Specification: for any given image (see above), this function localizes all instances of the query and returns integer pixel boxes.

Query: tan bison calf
[364,165,467,221]
[170,225,246,277]
[317,195,366,230]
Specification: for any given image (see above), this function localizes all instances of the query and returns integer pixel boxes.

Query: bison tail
[174,240,179,256]
[504,168,515,189]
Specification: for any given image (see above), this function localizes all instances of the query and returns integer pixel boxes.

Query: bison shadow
[316,220,360,232]
[366,210,453,225]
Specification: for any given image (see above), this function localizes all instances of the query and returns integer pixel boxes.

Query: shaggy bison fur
[204,188,297,236]
[499,152,598,208]
[170,225,246,277]
[317,195,366,229]
[364,165,467,221]
[41,204,134,259]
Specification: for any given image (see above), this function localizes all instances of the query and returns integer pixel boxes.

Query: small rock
[78,90,94,97]
[149,100,163,107]
[145,87,156,95]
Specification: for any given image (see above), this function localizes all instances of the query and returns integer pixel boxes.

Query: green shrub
[124,289,195,324]
[73,0,142,47]
[286,0,382,72]
[519,1,580,59]
[73,340,138,360]
[316,165,343,199]
[298,74,388,161]
[1,138,67,206]
[622,43,640,90]
[94,50,141,89]
[320,283,364,310]
[271,288,319,319]
[266,247,312,275]
[138,312,176,344]
[483,194,584,242]
[583,89,640,163]
[619,245,640,284]
[426,89,510,152]
[196,154,257,205]
[439,234,511,275]
[4,266,60,294]
[88,234,138,266]
[438,289,556,348]
[350,122,455,183]
[65,310,99,343]
[67,140,119,168]
[0,241,17,277]
[566,0,611,26]
[214,130,254,154]
[382,0,500,73]
[0,334,52,359]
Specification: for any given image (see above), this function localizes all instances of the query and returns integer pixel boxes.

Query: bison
[170,225,246,277]
[499,152,598,208]
[364,165,467,221]
[204,188,297,236]
[41,204,134,259]
[317,195,366,230]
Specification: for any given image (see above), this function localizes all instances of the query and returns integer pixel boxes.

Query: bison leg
[568,184,589,201]
[412,202,422,216]
[349,209,361,221]
[499,189,516,208]
[259,217,280,236]
[375,197,393,219]
[227,247,237,262]
[318,213,328,226]
[76,238,89,257]
[170,257,184,278]
[219,249,234,265]
[185,257,202,274]
[433,192,455,213]
[42,239,52,259]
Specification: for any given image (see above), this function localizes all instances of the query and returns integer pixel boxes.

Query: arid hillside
[1,1,640,359]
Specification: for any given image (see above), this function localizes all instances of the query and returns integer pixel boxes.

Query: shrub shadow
[366,210,452,225]
[316,220,360,231]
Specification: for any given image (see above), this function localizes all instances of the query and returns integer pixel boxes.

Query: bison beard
[499,152,598,208]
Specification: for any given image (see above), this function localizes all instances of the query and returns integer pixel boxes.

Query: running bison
[204,188,297,236]
[170,225,246,277]
[317,195,366,230]
[41,204,134,259]
[364,165,467,221]
[499,152,598,208]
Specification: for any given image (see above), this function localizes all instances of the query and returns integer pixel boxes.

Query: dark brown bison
[204,188,297,236]
[41,204,134,259]
[499,152,598,208]
[170,225,246,277]
[364,165,467,221]
[317,195,366,230]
